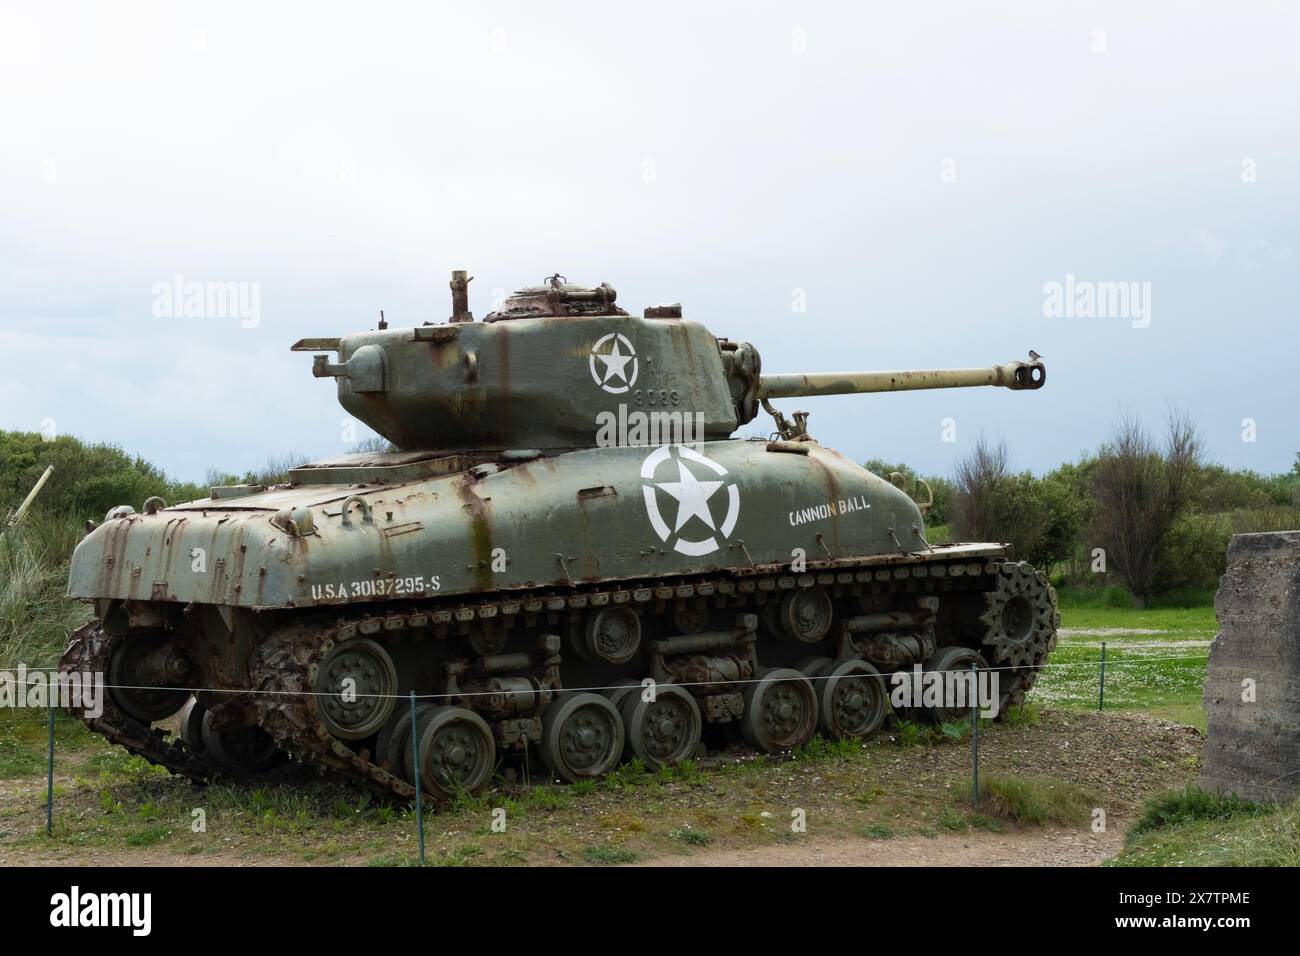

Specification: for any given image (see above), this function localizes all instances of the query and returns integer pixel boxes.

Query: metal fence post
[970,662,979,807]
[46,698,55,836]
[1098,641,1107,712]
[409,691,425,866]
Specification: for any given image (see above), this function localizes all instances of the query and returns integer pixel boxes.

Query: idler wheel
[540,692,625,782]
[806,658,889,740]
[917,646,990,725]
[779,588,834,644]
[314,638,398,740]
[619,683,702,770]
[200,711,279,774]
[741,667,818,753]
[417,706,496,799]
[575,607,642,664]
[107,634,191,723]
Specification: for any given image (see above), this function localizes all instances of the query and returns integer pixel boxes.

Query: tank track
[59,621,221,784]
[60,556,1058,803]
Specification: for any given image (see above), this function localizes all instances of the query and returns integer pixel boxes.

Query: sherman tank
[60,272,1058,802]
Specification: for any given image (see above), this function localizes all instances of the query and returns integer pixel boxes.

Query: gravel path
[639,826,1124,867]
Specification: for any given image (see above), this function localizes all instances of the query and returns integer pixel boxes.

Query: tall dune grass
[0,515,90,667]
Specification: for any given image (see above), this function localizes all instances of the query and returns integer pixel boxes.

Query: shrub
[955,775,1096,826]
[1129,786,1267,836]
[1091,410,1201,608]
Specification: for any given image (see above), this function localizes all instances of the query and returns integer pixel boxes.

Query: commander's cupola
[484,274,629,321]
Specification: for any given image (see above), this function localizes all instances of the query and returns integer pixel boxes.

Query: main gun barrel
[757,360,1045,400]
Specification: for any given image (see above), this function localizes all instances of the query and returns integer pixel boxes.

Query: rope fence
[0,651,1211,703]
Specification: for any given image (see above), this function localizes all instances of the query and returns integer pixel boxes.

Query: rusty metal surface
[484,276,628,321]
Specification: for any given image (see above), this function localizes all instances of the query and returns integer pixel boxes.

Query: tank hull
[68,440,934,609]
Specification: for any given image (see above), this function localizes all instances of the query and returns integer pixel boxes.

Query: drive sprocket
[978,561,1059,711]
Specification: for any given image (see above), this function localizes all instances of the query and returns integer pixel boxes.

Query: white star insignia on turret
[588,332,639,393]
[595,339,634,385]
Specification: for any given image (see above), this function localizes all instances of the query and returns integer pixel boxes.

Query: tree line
[872,412,1300,607]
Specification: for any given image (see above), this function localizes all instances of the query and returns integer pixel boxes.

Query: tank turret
[294,272,1046,451]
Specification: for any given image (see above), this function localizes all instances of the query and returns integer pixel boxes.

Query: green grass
[1,701,1197,867]
[1113,787,1299,866]
[0,710,100,780]
[1052,602,1217,635]
[0,733,46,777]
[1031,603,1214,729]
[0,520,89,667]
[936,808,1006,834]
[1054,584,1217,611]
[1129,785,1268,835]
[956,774,1098,827]
[669,825,712,846]
[938,807,968,831]
[582,845,638,865]
[125,823,173,847]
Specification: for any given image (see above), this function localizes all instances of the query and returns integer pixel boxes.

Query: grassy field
[1030,601,1215,730]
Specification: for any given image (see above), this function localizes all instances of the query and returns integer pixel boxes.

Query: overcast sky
[2,1,1296,483]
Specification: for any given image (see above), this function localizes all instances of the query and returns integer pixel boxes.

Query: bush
[1091,411,1201,608]
[1196,464,1279,513]
[1130,786,1267,836]
[0,431,204,524]
[1228,504,1300,535]
[863,459,952,527]
[1157,512,1233,594]
[0,518,90,663]
[955,774,1096,826]
[948,436,1083,571]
